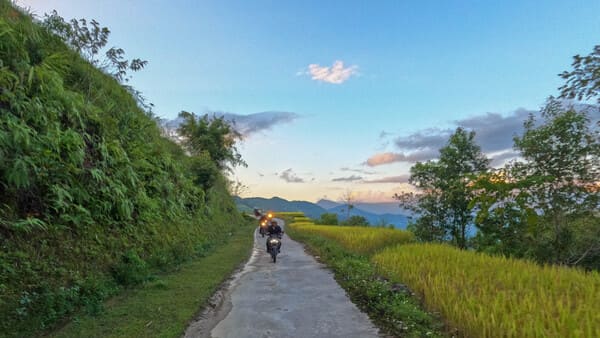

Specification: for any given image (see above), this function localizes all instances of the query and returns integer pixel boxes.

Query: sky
[18,0,600,203]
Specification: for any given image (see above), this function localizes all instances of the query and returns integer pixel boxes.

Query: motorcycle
[267,233,282,263]
[259,221,268,237]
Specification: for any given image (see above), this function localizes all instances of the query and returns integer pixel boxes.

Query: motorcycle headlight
[269,239,279,245]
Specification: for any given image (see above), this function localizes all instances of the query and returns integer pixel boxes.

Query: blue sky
[19,0,600,202]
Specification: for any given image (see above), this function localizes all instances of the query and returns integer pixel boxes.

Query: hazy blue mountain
[326,205,410,229]
[238,196,411,228]
[317,199,410,215]
[315,199,341,210]
[235,196,327,219]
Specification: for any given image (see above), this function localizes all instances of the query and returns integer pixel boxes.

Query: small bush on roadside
[111,250,151,287]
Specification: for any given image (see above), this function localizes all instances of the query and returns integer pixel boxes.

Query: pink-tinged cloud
[365,149,439,167]
[365,152,402,166]
[306,60,358,84]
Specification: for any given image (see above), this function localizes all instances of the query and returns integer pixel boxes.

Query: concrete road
[184,219,380,338]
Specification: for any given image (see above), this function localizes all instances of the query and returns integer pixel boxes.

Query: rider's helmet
[271,220,277,226]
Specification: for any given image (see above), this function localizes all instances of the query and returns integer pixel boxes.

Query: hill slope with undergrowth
[0,3,243,336]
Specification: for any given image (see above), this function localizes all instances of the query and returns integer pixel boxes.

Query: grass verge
[48,223,254,338]
[286,225,445,338]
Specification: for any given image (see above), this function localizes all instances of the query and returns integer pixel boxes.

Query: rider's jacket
[267,225,282,236]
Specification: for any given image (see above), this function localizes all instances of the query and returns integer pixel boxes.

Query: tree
[187,151,219,190]
[41,10,147,83]
[341,215,370,226]
[469,166,539,257]
[559,45,600,103]
[228,177,248,197]
[396,128,489,248]
[339,190,355,219]
[513,98,599,265]
[472,98,599,267]
[315,213,338,225]
[41,11,151,111]
[177,111,246,172]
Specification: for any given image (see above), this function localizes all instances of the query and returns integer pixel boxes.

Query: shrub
[315,212,338,225]
[111,250,151,287]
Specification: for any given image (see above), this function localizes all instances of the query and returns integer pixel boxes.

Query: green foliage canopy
[472,99,600,267]
[315,212,339,225]
[397,128,489,248]
[341,215,370,226]
[177,111,246,172]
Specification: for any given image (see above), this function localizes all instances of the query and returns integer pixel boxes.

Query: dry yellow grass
[372,243,600,337]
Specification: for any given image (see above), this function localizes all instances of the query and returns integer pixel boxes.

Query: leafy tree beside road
[396,128,489,249]
[472,98,600,268]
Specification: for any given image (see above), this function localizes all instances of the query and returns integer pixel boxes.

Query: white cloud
[305,60,358,84]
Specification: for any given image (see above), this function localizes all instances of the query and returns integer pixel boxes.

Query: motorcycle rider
[258,214,269,227]
[266,220,283,253]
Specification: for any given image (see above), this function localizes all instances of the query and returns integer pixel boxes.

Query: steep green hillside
[0,3,243,336]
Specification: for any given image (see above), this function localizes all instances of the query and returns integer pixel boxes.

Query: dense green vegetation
[0,3,246,336]
[50,224,254,338]
[314,212,373,226]
[396,46,600,269]
[314,212,339,225]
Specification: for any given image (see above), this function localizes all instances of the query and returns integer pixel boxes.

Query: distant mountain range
[235,196,412,229]
[316,199,412,216]
[234,196,328,219]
